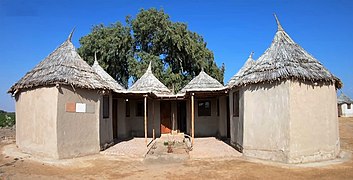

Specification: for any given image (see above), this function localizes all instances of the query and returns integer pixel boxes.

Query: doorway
[160,101,172,134]
[177,101,187,133]
[112,98,118,139]
[226,96,230,138]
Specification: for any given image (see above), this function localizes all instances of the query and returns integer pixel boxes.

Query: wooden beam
[191,93,195,145]
[144,95,148,145]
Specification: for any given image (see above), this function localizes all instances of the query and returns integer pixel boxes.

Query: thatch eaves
[179,69,225,94]
[128,61,172,95]
[337,93,353,105]
[92,53,125,93]
[227,52,255,88]
[8,30,112,94]
[233,14,342,88]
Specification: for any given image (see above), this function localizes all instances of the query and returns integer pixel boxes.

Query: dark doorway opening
[177,101,187,133]
[226,96,230,138]
[160,101,172,134]
[112,98,118,139]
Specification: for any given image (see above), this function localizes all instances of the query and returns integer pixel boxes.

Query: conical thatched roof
[227,52,255,88]
[337,93,353,105]
[8,30,112,94]
[128,61,172,95]
[179,69,224,94]
[92,53,125,93]
[232,14,342,88]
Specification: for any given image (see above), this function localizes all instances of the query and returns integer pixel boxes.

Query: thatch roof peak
[147,61,152,73]
[67,27,75,42]
[227,52,256,88]
[248,51,254,59]
[92,52,125,92]
[128,61,171,95]
[274,13,284,32]
[337,93,353,105]
[8,32,112,94]
[230,15,342,88]
[179,70,224,93]
[93,52,100,66]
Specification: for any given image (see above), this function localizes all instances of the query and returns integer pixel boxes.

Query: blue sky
[1,0,352,112]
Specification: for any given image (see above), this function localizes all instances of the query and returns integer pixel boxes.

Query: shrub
[0,112,15,127]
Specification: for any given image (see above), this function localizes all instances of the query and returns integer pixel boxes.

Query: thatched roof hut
[178,69,225,94]
[337,93,353,105]
[92,53,125,93]
[128,61,172,95]
[227,52,255,88]
[232,15,342,88]
[8,31,112,94]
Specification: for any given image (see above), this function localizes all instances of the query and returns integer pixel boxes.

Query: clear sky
[1,0,352,112]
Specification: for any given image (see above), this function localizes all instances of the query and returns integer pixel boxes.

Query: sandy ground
[102,138,152,159]
[1,118,353,179]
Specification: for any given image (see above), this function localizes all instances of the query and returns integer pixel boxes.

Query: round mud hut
[227,15,342,163]
[8,31,113,159]
[178,69,227,140]
[337,93,353,117]
[126,61,172,142]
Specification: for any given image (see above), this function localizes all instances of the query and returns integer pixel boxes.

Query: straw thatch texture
[227,52,255,88]
[232,15,342,88]
[128,61,171,95]
[92,57,125,93]
[179,70,224,93]
[337,93,353,105]
[8,32,112,94]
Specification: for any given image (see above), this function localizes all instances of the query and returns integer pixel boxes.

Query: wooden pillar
[172,112,175,131]
[144,95,148,145]
[191,93,195,145]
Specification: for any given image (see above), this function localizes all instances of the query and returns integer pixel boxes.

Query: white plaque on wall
[76,103,86,113]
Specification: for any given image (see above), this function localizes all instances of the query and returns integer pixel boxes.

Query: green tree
[78,22,133,88]
[78,8,225,92]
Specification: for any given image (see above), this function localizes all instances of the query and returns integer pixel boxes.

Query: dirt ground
[1,118,353,179]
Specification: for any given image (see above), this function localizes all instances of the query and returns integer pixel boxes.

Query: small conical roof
[129,61,171,95]
[179,69,224,93]
[227,52,255,88]
[92,53,125,92]
[8,30,111,94]
[233,14,342,88]
[337,93,353,105]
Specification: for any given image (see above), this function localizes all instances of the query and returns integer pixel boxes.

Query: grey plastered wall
[185,96,225,137]
[99,94,113,146]
[218,96,227,137]
[124,98,160,138]
[15,87,59,159]
[126,99,144,136]
[117,98,127,139]
[194,97,220,136]
[242,81,291,162]
[229,88,244,149]
[56,86,100,159]
[148,100,160,137]
[288,82,340,163]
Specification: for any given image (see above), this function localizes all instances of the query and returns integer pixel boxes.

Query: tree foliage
[78,22,133,88]
[78,8,225,92]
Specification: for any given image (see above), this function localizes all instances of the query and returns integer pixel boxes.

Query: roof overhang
[182,87,229,98]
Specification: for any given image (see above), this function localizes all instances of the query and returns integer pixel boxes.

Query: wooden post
[191,93,195,145]
[144,95,148,145]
